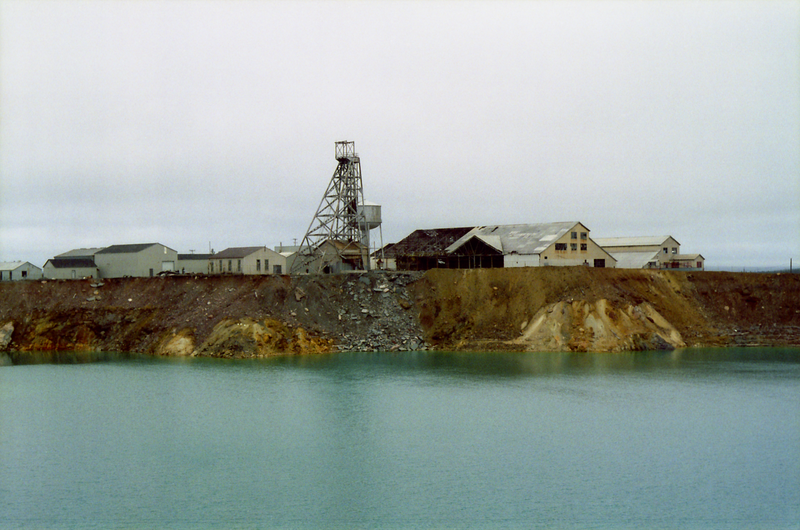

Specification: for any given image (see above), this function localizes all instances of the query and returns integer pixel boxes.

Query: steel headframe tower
[291,141,370,274]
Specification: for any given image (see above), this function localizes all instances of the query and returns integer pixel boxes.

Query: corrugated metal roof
[608,251,661,269]
[96,243,170,254]
[593,236,676,247]
[672,254,704,260]
[211,247,266,259]
[446,222,581,255]
[178,254,213,260]
[0,261,25,271]
[45,258,97,269]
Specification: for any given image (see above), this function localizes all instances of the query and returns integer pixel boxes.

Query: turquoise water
[1,348,799,529]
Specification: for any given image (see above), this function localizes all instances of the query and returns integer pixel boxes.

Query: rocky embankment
[1,268,799,363]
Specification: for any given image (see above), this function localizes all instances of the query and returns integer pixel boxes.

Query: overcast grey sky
[1,0,798,270]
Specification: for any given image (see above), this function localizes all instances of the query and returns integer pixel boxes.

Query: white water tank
[358,201,382,230]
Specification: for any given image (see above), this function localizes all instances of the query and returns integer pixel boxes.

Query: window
[273,264,282,274]
[237,260,241,272]
[21,270,27,278]
[581,243,587,251]
[265,259,269,271]
[228,260,232,272]
[570,243,577,251]
[256,259,261,272]
[697,261,702,269]
[672,247,677,254]
[555,243,567,251]
[219,260,223,272]
[580,232,587,240]
[571,232,577,239]
[663,247,668,254]
[210,262,214,273]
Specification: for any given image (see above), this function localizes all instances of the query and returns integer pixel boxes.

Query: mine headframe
[291,141,370,274]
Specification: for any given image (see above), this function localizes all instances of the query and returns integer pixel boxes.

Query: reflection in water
[1,347,798,529]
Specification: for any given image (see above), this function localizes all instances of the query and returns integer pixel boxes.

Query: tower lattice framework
[291,141,370,274]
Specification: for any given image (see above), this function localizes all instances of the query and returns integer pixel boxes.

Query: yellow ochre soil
[1,268,798,360]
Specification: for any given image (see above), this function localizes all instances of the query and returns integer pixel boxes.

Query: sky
[1,0,798,270]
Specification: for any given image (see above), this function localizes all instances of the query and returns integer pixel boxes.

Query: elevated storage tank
[358,201,382,231]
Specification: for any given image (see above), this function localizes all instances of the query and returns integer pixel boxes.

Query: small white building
[43,258,99,280]
[210,246,287,275]
[94,243,178,278]
[594,236,704,270]
[0,261,42,281]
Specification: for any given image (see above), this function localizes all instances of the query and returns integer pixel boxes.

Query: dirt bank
[0,268,798,361]
[413,268,800,351]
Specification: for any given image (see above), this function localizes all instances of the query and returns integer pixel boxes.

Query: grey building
[94,243,178,278]
[43,258,99,280]
[177,254,214,274]
[0,261,42,281]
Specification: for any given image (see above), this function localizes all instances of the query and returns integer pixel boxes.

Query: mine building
[94,243,178,278]
[43,247,104,279]
[383,222,616,270]
[43,258,99,280]
[176,253,214,275]
[209,246,287,275]
[594,236,704,270]
[292,141,380,274]
[0,261,42,281]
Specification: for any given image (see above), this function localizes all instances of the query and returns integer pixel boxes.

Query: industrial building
[292,141,381,274]
[594,236,704,270]
[383,222,616,270]
[94,243,178,278]
[0,261,42,281]
[176,254,214,275]
[42,258,99,280]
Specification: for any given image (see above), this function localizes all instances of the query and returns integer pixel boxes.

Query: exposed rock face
[514,299,685,352]
[191,317,333,358]
[0,321,13,350]
[0,268,798,362]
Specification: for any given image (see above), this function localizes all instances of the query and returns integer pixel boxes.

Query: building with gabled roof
[94,243,178,278]
[446,222,616,268]
[386,222,616,270]
[209,246,287,275]
[594,236,704,270]
[0,261,42,281]
[54,248,105,259]
[380,227,475,270]
[43,258,99,280]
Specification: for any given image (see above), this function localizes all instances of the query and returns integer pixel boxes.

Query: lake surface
[1,348,799,529]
